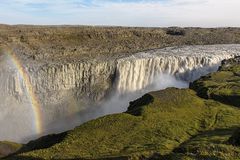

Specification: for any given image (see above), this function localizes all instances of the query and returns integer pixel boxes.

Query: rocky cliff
[2,45,240,105]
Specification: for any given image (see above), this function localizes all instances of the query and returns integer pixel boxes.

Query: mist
[42,62,221,140]
[0,63,190,143]
[98,74,188,115]
[0,54,37,143]
[0,62,219,143]
[43,73,189,139]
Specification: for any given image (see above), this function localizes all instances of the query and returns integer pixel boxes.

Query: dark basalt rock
[166,27,186,36]
[221,56,240,66]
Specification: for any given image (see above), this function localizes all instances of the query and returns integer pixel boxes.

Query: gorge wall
[0,44,240,143]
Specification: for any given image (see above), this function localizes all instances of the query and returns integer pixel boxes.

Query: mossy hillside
[155,132,240,159]
[156,127,240,160]
[8,88,240,160]
[0,141,22,158]
[190,57,240,107]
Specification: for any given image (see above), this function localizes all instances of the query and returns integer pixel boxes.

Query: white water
[116,45,239,92]
[0,44,240,143]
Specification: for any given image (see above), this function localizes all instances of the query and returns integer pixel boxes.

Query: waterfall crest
[116,45,240,93]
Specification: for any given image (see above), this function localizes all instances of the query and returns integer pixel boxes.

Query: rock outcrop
[190,56,240,107]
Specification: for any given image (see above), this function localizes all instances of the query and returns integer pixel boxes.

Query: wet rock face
[31,61,117,103]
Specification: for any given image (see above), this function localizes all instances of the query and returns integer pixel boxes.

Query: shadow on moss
[149,153,222,160]
[3,155,44,160]
[126,94,154,116]
[5,156,130,160]
[6,132,68,158]
[228,128,240,146]
[173,127,237,154]
[211,94,240,108]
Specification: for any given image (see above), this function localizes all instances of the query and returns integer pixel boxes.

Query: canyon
[0,44,240,143]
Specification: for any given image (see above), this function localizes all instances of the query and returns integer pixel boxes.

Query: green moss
[6,88,240,160]
[190,60,240,107]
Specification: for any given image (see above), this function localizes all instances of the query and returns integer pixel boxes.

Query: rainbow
[1,46,43,135]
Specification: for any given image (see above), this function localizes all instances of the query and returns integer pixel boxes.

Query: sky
[0,0,240,27]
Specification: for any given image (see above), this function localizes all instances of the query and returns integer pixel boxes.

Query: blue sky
[0,0,240,27]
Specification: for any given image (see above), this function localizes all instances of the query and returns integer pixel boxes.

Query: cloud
[0,0,240,27]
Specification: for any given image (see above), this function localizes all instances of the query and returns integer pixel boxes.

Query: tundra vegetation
[1,25,240,61]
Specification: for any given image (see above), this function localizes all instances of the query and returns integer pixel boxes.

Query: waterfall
[115,45,239,93]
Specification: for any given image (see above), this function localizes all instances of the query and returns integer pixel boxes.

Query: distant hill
[1,25,240,61]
